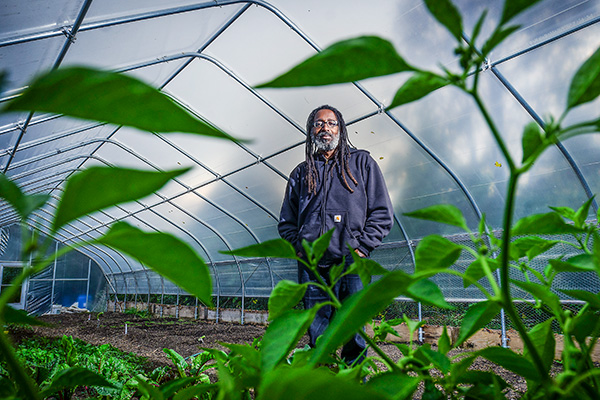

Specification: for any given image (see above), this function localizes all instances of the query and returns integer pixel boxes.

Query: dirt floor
[8,311,534,398]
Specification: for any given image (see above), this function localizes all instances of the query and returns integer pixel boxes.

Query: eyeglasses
[313,120,339,129]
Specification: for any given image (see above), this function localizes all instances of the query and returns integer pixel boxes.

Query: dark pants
[298,259,366,366]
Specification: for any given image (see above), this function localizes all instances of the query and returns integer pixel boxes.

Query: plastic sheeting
[1,1,599,306]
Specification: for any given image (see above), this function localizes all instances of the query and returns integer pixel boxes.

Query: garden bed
[7,311,546,398]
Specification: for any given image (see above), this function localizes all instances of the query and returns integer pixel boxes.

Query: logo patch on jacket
[334,215,342,223]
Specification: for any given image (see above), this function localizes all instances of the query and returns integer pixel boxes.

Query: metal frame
[0,1,598,324]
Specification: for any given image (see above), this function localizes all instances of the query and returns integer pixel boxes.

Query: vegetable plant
[1,335,153,399]
[0,67,222,398]
[0,0,599,398]
[219,0,600,398]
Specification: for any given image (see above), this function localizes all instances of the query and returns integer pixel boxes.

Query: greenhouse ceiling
[1,0,599,291]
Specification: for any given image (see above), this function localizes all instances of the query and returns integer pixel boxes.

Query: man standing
[278,105,394,365]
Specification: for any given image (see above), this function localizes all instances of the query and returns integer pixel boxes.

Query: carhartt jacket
[278,149,394,263]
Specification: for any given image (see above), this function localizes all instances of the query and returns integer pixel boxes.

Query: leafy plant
[1,0,599,399]
[0,335,152,399]
[216,0,600,398]
[123,307,152,319]
[0,66,226,398]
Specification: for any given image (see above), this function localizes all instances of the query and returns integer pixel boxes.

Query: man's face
[312,109,340,153]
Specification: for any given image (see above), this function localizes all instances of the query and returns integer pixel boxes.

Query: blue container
[77,294,87,308]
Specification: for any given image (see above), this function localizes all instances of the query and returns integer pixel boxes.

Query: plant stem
[500,173,549,381]
[359,331,401,372]
[471,91,516,171]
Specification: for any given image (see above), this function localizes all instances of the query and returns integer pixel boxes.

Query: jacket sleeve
[278,166,302,253]
[356,155,394,256]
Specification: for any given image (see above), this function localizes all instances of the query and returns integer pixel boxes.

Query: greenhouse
[1,0,600,398]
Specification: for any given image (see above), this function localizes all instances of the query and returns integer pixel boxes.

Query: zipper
[320,158,329,235]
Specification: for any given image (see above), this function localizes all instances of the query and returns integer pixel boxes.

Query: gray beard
[313,133,339,152]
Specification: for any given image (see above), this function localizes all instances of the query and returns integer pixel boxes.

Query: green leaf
[476,347,540,381]
[256,36,413,88]
[160,377,202,399]
[388,71,449,110]
[548,206,576,222]
[511,280,561,315]
[260,308,318,373]
[52,166,188,232]
[404,204,468,231]
[573,195,596,228]
[308,228,334,264]
[403,314,426,337]
[463,256,500,288]
[550,254,597,273]
[510,236,559,261]
[567,46,600,109]
[173,383,218,400]
[163,349,189,378]
[561,289,600,309]
[3,67,234,140]
[346,253,389,287]
[457,370,508,390]
[372,319,401,342]
[500,0,545,25]
[134,377,164,400]
[521,121,545,164]
[422,380,446,400]
[267,280,308,321]
[222,342,260,368]
[95,222,212,305]
[572,308,600,343]
[511,212,585,236]
[456,300,501,347]
[365,371,420,400]
[438,326,451,355]
[39,367,115,398]
[416,346,451,374]
[406,279,453,309]
[470,10,487,45]
[0,173,50,220]
[482,25,520,55]
[448,355,477,385]
[415,235,462,273]
[423,0,463,41]
[594,232,600,272]
[258,366,390,400]
[4,305,49,326]
[308,270,414,365]
[524,319,555,373]
[222,238,298,259]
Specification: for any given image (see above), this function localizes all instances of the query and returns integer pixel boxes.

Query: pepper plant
[0,0,599,399]
[218,0,600,398]
[0,67,220,399]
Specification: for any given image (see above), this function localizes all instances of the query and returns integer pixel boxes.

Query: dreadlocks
[305,105,358,195]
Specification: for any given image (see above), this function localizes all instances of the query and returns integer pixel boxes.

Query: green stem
[471,92,516,171]
[359,331,401,372]
[500,173,549,381]
[562,368,600,394]
[0,326,42,400]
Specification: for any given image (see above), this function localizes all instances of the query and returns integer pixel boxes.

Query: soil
[8,311,536,398]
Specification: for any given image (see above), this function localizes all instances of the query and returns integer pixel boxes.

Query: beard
[313,132,340,152]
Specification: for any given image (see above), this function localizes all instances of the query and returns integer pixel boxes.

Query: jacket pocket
[325,210,358,258]
[298,211,320,244]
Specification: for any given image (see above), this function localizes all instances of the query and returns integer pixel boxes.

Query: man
[278,105,394,365]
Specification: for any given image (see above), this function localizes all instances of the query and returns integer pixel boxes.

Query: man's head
[306,105,348,156]
[304,105,357,194]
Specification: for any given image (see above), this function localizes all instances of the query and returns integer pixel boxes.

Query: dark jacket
[278,149,394,263]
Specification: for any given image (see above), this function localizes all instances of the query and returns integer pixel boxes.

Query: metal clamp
[61,26,77,44]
